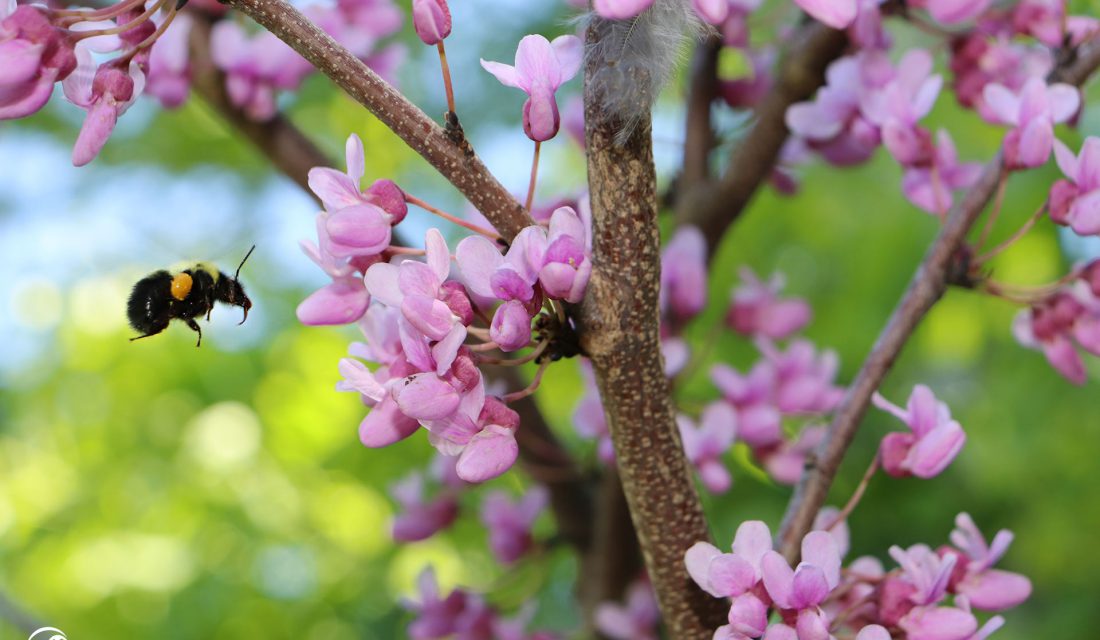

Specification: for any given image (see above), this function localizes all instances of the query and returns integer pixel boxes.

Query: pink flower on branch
[480,486,547,564]
[872,385,966,479]
[945,513,1032,611]
[728,268,811,339]
[480,34,582,142]
[1050,137,1100,235]
[982,77,1080,169]
[412,0,450,46]
[678,402,738,493]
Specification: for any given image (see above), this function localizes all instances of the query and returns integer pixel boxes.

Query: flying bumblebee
[127,246,255,347]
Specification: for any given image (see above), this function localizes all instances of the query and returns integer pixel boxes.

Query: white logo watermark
[27,628,67,640]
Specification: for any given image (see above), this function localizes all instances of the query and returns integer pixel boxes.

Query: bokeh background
[2,0,1100,637]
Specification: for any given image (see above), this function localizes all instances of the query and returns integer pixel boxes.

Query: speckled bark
[579,18,727,639]
[223,0,532,240]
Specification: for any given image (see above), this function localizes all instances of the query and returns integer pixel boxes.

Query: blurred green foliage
[3,2,1100,639]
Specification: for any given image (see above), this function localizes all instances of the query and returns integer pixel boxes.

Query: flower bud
[412,0,450,45]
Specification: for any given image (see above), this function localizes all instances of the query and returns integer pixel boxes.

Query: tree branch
[579,18,726,639]
[677,21,848,256]
[222,0,533,240]
[188,8,596,560]
[776,36,1100,561]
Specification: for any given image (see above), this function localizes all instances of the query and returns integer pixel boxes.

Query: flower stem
[823,454,880,530]
[405,194,502,240]
[975,201,1048,264]
[480,340,550,366]
[525,140,541,212]
[54,0,146,25]
[502,359,550,402]
[70,0,164,40]
[976,171,1009,250]
[437,41,456,115]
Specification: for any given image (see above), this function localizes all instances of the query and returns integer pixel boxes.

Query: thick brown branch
[678,22,848,255]
[580,18,726,639]
[222,0,533,240]
[188,11,329,197]
[777,37,1100,561]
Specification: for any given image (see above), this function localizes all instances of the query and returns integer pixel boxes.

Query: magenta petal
[763,624,798,640]
[455,425,518,483]
[411,0,451,45]
[490,300,532,352]
[1068,190,1100,235]
[728,593,768,636]
[794,0,858,28]
[790,564,830,609]
[296,280,369,325]
[365,263,403,307]
[1043,335,1087,384]
[761,551,795,608]
[392,497,457,541]
[308,166,362,211]
[336,357,385,401]
[325,204,392,255]
[360,396,420,447]
[1015,118,1053,168]
[796,608,831,640]
[880,431,916,477]
[709,553,757,597]
[0,39,43,86]
[733,520,773,574]
[431,324,467,375]
[901,606,978,640]
[685,542,725,595]
[801,531,841,589]
[399,261,442,299]
[523,90,559,142]
[395,374,460,420]
[958,569,1032,611]
[456,235,503,298]
[72,100,118,167]
[403,294,455,342]
[907,421,965,478]
[593,0,656,19]
[855,626,892,640]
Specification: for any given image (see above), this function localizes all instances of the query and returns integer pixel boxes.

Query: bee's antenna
[234,245,256,281]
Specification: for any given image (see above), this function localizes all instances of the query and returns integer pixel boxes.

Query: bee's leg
[129,332,162,342]
[184,318,203,347]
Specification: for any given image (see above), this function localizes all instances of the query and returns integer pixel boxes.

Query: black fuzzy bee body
[127,247,254,347]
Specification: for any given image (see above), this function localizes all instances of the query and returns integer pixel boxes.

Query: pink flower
[1050,137,1100,235]
[691,0,730,25]
[574,362,614,463]
[760,530,841,640]
[480,34,582,142]
[762,425,825,486]
[593,0,655,20]
[210,20,313,121]
[728,268,811,339]
[594,579,660,640]
[366,229,468,360]
[423,390,521,484]
[412,0,450,45]
[390,469,459,542]
[951,34,1052,114]
[63,55,144,166]
[760,339,844,415]
[786,54,884,166]
[0,4,77,120]
[872,385,966,479]
[685,520,772,599]
[946,513,1032,611]
[145,13,192,108]
[1013,287,1100,385]
[859,49,941,166]
[480,487,547,564]
[678,402,738,493]
[711,362,782,448]
[404,568,469,639]
[982,77,1080,169]
[909,0,992,24]
[902,130,983,215]
[794,0,858,29]
[660,225,708,323]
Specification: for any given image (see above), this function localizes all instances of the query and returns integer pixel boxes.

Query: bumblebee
[127,246,255,347]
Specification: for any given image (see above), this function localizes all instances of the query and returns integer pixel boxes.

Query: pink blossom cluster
[404,568,559,640]
[708,269,842,486]
[300,135,592,484]
[686,513,1030,640]
[0,0,404,163]
[1013,262,1100,385]
[213,0,404,121]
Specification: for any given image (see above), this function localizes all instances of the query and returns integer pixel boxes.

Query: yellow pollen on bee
[171,272,193,301]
